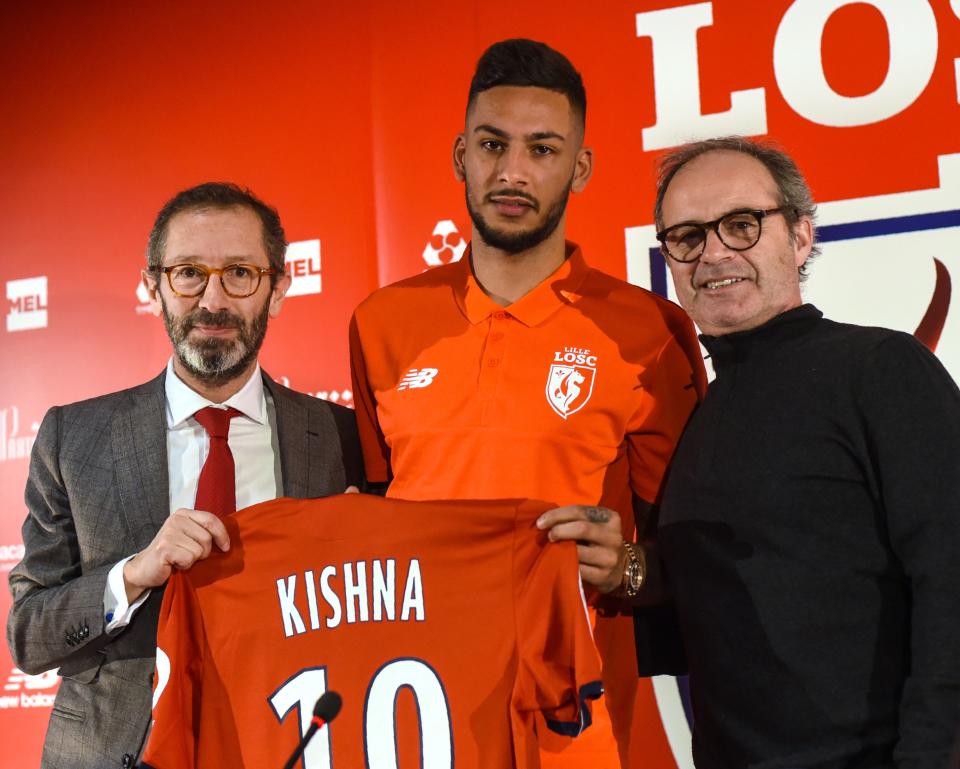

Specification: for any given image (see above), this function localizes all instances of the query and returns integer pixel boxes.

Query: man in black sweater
[651,137,960,768]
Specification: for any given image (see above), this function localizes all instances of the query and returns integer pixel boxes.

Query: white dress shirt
[103,359,282,630]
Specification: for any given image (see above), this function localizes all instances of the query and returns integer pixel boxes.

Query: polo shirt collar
[164,358,267,428]
[455,241,591,326]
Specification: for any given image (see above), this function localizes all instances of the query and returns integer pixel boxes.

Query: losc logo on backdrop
[423,220,466,267]
[6,276,47,332]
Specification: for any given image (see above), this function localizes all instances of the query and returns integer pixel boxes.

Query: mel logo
[422,220,466,267]
[546,348,597,419]
[6,276,47,332]
[284,239,322,298]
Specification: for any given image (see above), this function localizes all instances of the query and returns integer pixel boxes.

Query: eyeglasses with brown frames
[151,263,279,298]
[656,207,794,263]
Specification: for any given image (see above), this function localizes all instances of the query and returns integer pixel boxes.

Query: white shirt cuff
[103,556,151,632]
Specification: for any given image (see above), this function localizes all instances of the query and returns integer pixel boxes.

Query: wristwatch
[620,541,646,598]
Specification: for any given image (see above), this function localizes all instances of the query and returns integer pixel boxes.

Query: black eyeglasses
[656,207,793,263]
[151,263,278,298]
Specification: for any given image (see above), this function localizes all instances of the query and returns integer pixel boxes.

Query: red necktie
[193,406,242,516]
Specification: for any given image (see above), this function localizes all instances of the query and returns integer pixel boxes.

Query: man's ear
[141,269,163,318]
[792,216,814,268]
[452,134,466,182]
[268,272,292,319]
[571,146,593,194]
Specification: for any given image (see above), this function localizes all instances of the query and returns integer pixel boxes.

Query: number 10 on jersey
[268,658,454,768]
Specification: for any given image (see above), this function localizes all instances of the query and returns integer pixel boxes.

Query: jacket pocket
[51,702,85,722]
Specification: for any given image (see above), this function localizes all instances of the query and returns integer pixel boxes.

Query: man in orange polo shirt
[350,39,705,768]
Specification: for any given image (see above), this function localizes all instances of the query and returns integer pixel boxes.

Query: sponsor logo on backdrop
[0,544,25,573]
[6,276,47,332]
[311,389,352,406]
[275,377,353,407]
[397,368,439,391]
[0,668,58,710]
[135,239,322,313]
[546,348,597,419]
[0,406,39,464]
[422,220,466,267]
[284,239,321,298]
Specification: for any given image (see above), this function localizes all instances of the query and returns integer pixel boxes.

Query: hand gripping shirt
[349,241,705,767]
[140,494,602,769]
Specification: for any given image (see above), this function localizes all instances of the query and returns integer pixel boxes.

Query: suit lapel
[265,373,312,498]
[112,372,170,548]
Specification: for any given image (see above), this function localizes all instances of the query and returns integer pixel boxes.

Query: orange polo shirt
[349,242,705,767]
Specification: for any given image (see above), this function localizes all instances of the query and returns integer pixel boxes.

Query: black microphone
[282,691,342,769]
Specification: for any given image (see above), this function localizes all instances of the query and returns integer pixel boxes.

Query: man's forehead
[163,206,266,258]
[168,204,257,226]
[466,85,577,133]
[664,150,779,219]
[675,151,776,191]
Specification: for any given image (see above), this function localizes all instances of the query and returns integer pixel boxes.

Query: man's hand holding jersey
[536,505,627,594]
[122,508,231,603]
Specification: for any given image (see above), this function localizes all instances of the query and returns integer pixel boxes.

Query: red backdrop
[2,1,959,766]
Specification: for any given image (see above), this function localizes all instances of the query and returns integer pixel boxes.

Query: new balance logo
[397,368,439,390]
[0,667,58,709]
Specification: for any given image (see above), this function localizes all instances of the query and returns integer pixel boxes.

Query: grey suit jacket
[6,370,362,769]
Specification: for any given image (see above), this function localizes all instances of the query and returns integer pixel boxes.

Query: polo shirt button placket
[479,311,509,404]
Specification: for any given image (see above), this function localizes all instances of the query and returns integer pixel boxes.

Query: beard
[465,176,573,254]
[161,298,270,388]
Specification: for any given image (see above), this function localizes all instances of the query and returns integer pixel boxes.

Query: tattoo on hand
[584,506,610,523]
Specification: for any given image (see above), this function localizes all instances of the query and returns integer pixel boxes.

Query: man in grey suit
[7,182,362,769]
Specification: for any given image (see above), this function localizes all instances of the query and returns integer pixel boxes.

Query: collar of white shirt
[163,359,268,429]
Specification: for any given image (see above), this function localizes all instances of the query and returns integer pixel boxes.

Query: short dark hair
[146,182,287,276]
[654,136,820,279]
[467,39,586,130]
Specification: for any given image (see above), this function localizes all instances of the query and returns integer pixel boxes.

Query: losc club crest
[546,347,597,419]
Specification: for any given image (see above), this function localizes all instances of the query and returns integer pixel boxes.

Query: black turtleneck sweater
[658,305,960,769]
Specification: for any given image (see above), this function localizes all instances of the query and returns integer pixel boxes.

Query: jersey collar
[456,241,591,327]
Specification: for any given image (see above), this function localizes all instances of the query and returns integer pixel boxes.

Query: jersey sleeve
[140,571,204,769]
[627,313,706,507]
[349,311,391,485]
[512,526,603,737]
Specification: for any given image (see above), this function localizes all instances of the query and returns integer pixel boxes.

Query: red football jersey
[141,494,602,769]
